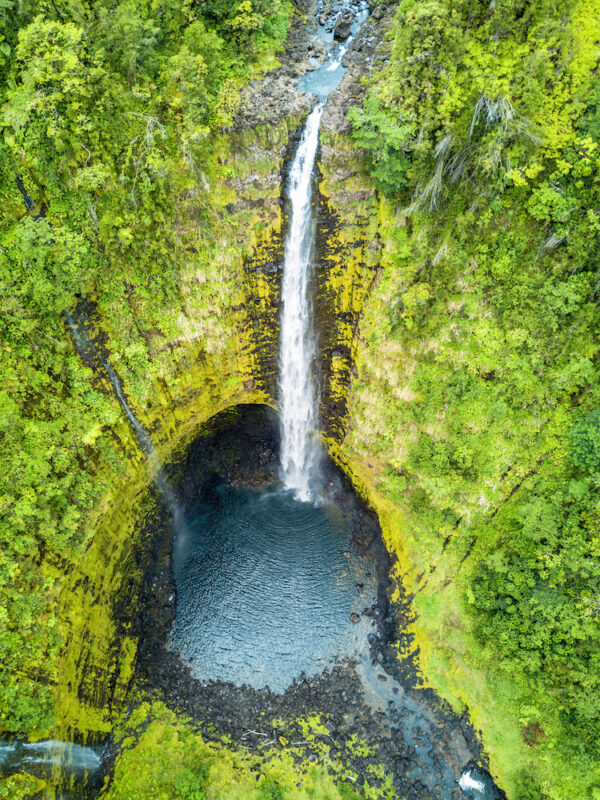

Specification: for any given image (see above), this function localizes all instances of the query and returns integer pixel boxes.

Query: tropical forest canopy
[1,0,600,799]
[346,0,600,796]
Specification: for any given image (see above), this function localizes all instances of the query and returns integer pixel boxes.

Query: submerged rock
[309,36,328,62]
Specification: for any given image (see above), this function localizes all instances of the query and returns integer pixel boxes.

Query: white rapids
[459,769,486,794]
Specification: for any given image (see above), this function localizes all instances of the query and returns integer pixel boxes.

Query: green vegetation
[102,703,383,800]
[3,0,600,797]
[0,0,291,736]
[0,772,47,800]
[342,0,600,796]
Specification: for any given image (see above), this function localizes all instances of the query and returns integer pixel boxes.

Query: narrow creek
[2,2,504,799]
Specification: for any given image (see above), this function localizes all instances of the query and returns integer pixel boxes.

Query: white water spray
[279,104,324,501]
[459,769,486,795]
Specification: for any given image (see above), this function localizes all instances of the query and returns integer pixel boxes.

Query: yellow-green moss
[0,772,48,800]
[316,133,381,439]
[325,439,536,799]
[103,702,391,800]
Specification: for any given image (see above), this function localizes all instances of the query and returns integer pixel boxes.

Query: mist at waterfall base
[169,477,378,691]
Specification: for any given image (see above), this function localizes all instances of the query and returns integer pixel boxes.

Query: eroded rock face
[232,0,397,439]
[54,0,396,742]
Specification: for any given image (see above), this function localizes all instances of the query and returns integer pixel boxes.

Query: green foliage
[347,95,413,196]
[570,409,600,473]
[470,470,600,749]
[257,781,285,800]
[0,772,47,799]
[343,0,600,796]
[337,784,362,800]
[0,0,291,736]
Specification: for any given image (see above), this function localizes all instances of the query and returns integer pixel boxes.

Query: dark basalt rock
[334,13,354,40]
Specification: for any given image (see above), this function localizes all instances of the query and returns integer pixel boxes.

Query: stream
[3,2,505,799]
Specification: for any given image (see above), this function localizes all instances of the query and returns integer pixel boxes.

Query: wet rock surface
[233,0,393,426]
[334,12,354,41]
[235,0,318,127]
[321,3,397,135]
[133,405,502,800]
[235,0,383,128]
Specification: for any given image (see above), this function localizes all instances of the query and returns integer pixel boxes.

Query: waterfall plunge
[279,104,324,502]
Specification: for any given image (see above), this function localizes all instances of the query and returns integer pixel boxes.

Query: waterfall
[459,769,486,795]
[64,312,186,537]
[279,104,324,501]
[278,0,370,501]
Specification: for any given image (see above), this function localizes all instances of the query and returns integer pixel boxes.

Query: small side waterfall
[0,738,104,797]
[0,739,103,772]
[64,313,186,536]
[279,104,324,501]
